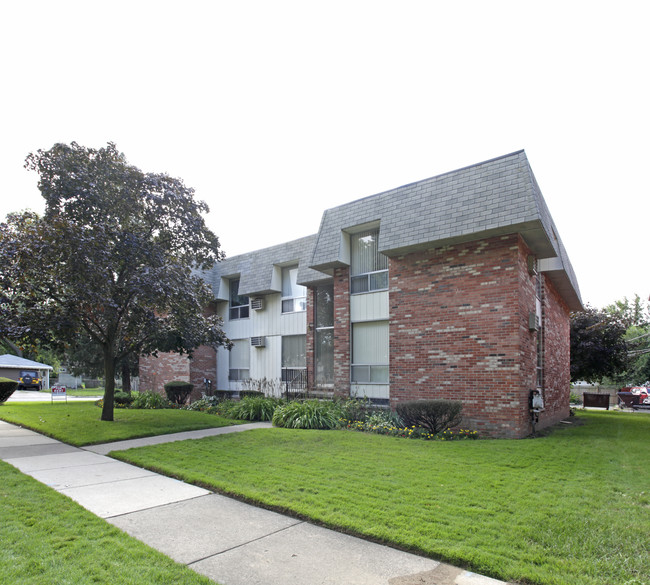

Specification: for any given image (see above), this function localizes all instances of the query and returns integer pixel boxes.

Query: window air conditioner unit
[251,336,266,348]
[251,297,264,310]
[528,311,539,331]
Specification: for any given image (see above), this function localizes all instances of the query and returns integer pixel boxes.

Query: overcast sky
[1,1,648,309]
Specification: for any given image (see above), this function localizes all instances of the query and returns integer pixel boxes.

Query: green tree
[605,295,650,385]
[570,306,629,383]
[0,142,230,420]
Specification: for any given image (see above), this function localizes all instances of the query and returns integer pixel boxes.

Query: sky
[1,1,648,309]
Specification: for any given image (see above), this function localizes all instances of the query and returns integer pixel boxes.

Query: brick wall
[139,352,190,396]
[537,275,571,430]
[188,344,218,401]
[332,267,351,397]
[389,234,548,438]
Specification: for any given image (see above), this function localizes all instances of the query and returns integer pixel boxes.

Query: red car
[618,386,650,409]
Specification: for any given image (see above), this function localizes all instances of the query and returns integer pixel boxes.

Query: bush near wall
[163,381,194,405]
[0,377,19,404]
[396,399,463,435]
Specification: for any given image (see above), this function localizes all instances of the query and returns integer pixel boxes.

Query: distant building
[140,151,582,438]
[0,354,53,390]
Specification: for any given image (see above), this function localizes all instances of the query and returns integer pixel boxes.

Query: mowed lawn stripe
[113,411,650,585]
[0,402,239,446]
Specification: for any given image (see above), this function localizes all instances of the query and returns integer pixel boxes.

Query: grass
[0,402,239,446]
[112,411,650,585]
[0,460,215,585]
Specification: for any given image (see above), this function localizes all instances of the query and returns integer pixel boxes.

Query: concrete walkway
[0,420,511,585]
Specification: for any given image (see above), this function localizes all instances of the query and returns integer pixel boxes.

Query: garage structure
[0,354,53,390]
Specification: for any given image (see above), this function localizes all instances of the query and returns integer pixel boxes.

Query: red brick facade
[139,306,219,403]
[332,267,351,397]
[139,352,190,395]
[303,234,572,438]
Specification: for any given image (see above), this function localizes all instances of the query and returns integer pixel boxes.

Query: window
[351,321,389,384]
[281,266,306,313]
[229,279,249,320]
[350,229,388,294]
[229,339,250,381]
[315,284,334,385]
[282,335,306,383]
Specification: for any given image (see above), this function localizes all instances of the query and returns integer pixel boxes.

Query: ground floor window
[315,328,334,385]
[351,321,389,383]
[282,334,306,387]
[229,339,250,381]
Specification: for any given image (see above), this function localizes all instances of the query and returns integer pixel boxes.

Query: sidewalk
[0,420,510,585]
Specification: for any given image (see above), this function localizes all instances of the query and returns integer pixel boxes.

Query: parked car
[617,386,650,409]
[17,370,42,390]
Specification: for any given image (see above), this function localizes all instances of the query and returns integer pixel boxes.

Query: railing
[281,368,308,399]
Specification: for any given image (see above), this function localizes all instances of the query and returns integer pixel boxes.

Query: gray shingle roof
[202,151,581,310]
[206,234,329,297]
[309,150,582,309]
[0,354,53,370]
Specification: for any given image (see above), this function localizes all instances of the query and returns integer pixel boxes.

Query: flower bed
[342,418,478,441]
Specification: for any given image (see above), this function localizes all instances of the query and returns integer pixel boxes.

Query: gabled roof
[0,354,53,370]
[203,151,582,311]
[309,150,582,310]
[208,234,330,298]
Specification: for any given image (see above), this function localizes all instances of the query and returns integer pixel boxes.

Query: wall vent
[251,297,264,310]
[251,336,266,348]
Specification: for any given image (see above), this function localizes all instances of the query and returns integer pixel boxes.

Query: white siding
[250,334,281,380]
[350,291,389,322]
[216,292,307,387]
[351,384,390,399]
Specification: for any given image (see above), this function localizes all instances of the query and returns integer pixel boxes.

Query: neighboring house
[140,150,583,438]
[0,354,54,390]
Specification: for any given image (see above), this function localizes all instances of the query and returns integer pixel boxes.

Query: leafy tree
[605,294,650,329]
[0,142,230,420]
[570,306,629,383]
[605,295,650,385]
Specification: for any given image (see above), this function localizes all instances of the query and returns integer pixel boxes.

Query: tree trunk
[121,360,131,393]
[101,346,116,421]
[4,339,22,357]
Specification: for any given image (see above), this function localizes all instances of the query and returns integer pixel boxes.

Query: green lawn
[0,402,239,446]
[0,460,215,585]
[112,411,650,585]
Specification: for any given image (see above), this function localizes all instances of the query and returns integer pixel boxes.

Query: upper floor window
[229,279,249,320]
[350,229,388,294]
[281,265,306,313]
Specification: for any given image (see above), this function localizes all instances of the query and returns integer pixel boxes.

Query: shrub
[214,399,237,418]
[114,391,135,407]
[337,397,378,422]
[184,395,221,412]
[229,396,281,421]
[569,391,581,404]
[131,391,170,409]
[396,399,463,435]
[0,377,18,404]
[272,400,341,430]
[239,390,264,399]
[163,381,193,405]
